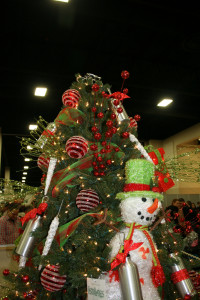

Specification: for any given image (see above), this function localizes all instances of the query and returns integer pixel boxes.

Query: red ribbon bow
[107,91,130,101]
[21,203,48,226]
[110,240,143,271]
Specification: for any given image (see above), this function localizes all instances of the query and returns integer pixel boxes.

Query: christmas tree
[2,72,200,300]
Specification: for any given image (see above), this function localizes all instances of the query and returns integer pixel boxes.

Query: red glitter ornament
[97,156,103,162]
[62,89,81,108]
[97,112,104,119]
[134,114,141,121]
[3,269,10,276]
[106,145,111,149]
[37,154,50,173]
[110,113,116,119]
[99,171,105,176]
[92,83,99,92]
[90,144,98,151]
[94,171,99,176]
[106,159,112,165]
[113,99,120,106]
[100,149,106,154]
[111,127,117,134]
[94,133,102,140]
[122,132,129,138]
[91,126,98,132]
[65,136,88,159]
[92,107,97,112]
[22,275,29,283]
[105,131,112,138]
[121,70,130,79]
[106,120,113,127]
[101,141,107,146]
[117,107,123,113]
[92,161,97,166]
[99,164,106,169]
[123,88,128,94]
[184,295,191,300]
[115,147,120,152]
[41,265,66,292]
[76,189,99,212]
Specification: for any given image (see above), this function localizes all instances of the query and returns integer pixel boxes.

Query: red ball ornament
[65,136,88,159]
[3,298,9,300]
[97,156,103,162]
[92,107,97,112]
[97,112,104,119]
[100,149,106,154]
[101,141,107,146]
[111,127,117,134]
[22,275,29,283]
[106,159,112,165]
[94,166,99,171]
[99,164,106,169]
[93,171,99,177]
[134,114,141,122]
[110,113,116,119]
[92,83,99,92]
[121,70,130,79]
[123,88,128,94]
[91,126,98,132]
[92,161,97,166]
[184,295,191,300]
[94,133,102,140]
[129,117,138,129]
[117,107,123,113]
[115,147,120,152]
[113,99,120,106]
[106,145,111,149]
[3,269,10,276]
[105,131,112,138]
[122,131,129,138]
[99,171,105,176]
[76,189,100,212]
[106,120,113,127]
[62,89,81,108]
[90,144,98,151]
[37,154,50,173]
[41,265,66,292]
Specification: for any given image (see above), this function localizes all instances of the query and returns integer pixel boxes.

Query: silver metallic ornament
[119,255,143,300]
[170,253,197,298]
[16,215,43,258]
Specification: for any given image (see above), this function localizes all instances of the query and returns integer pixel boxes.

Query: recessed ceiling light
[23,172,27,175]
[22,177,26,180]
[29,124,38,130]
[54,0,69,2]
[34,87,47,97]
[22,180,25,183]
[24,166,29,169]
[157,98,173,107]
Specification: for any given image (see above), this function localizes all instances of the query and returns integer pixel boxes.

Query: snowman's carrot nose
[147,198,158,214]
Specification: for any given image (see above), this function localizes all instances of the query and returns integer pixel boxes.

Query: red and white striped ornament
[129,117,138,129]
[62,89,81,108]
[76,189,99,212]
[65,136,88,159]
[40,265,66,292]
[37,155,50,172]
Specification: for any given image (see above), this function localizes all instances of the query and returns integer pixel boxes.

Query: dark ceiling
[1,0,200,187]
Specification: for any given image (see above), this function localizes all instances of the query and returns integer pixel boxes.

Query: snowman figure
[106,159,165,300]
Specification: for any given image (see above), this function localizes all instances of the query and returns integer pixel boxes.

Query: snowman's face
[120,196,162,225]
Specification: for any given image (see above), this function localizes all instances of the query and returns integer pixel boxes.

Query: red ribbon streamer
[21,203,48,226]
[171,269,190,284]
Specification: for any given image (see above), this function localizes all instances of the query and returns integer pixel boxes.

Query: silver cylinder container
[16,215,43,258]
[119,256,143,300]
[111,99,129,123]
[170,253,197,298]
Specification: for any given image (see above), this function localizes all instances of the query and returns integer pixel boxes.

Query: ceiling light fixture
[24,158,31,161]
[22,180,25,183]
[22,177,26,180]
[24,166,29,169]
[157,98,173,107]
[54,0,69,2]
[23,172,27,175]
[34,87,47,97]
[29,124,38,130]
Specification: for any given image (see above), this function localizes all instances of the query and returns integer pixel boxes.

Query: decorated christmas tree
[2,72,200,300]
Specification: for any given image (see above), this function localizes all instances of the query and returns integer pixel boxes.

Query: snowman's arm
[109,232,122,260]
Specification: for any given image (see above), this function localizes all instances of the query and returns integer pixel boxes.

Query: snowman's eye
[142,198,147,202]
